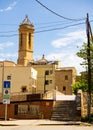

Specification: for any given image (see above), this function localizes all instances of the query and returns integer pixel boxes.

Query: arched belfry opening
[17,15,34,66]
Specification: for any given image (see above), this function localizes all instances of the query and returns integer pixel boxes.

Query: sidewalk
[0,119,85,126]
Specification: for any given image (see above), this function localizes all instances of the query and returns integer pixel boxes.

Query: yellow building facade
[0,16,77,96]
[55,67,76,95]
[0,61,37,95]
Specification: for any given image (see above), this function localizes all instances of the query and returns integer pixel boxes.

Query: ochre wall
[0,100,53,120]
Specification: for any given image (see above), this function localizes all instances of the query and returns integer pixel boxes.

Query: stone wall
[77,90,93,118]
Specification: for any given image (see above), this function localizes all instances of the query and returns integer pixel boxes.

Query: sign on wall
[3,81,11,104]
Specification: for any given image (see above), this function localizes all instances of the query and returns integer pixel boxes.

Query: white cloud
[46,51,85,74]
[0,1,17,12]
[52,30,86,48]
[6,42,14,47]
[0,52,17,61]
[46,53,65,60]
[0,41,17,61]
[0,42,14,50]
[45,29,87,74]
[5,6,12,11]
[0,9,3,12]
[0,44,3,50]
[62,54,85,74]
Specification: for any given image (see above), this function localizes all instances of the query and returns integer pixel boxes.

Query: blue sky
[0,0,93,74]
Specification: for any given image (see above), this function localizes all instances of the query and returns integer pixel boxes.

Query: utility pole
[86,13,93,122]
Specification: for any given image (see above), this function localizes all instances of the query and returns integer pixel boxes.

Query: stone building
[0,16,80,121]
[0,61,37,94]
[55,67,76,95]
[0,16,77,96]
[30,56,76,95]
[17,15,34,66]
[29,55,57,94]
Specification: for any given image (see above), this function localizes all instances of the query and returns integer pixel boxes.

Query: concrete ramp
[56,95,76,101]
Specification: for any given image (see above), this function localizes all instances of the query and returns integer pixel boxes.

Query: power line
[0,20,93,37]
[35,22,85,33]
[34,20,68,25]
[33,19,93,33]
[0,34,18,37]
[35,0,85,21]
[0,24,18,26]
[35,21,75,29]
[0,18,93,34]
[0,22,85,37]
[0,21,74,33]
[0,30,17,34]
[0,20,74,33]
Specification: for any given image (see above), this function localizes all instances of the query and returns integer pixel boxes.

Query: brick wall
[0,100,53,120]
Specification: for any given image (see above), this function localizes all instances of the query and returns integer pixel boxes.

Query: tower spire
[21,15,32,25]
[17,16,34,66]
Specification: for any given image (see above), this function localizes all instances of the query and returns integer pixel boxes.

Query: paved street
[0,120,93,130]
[0,125,93,130]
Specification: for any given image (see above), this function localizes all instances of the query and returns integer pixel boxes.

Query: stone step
[51,117,77,121]
[53,104,76,108]
[54,103,76,107]
[51,101,77,121]
[51,115,76,118]
[52,112,76,115]
[53,107,76,110]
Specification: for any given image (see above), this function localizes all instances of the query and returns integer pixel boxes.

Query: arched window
[20,33,22,47]
[28,33,31,49]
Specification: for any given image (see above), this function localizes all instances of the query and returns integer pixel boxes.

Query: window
[28,33,31,48]
[7,75,11,80]
[16,105,39,116]
[20,33,22,47]
[45,80,49,85]
[45,70,49,75]
[45,70,53,75]
[65,75,68,80]
[45,80,52,85]
[50,80,52,84]
[28,105,39,116]
[18,105,28,115]
[21,86,27,92]
[50,70,53,74]
[63,86,66,91]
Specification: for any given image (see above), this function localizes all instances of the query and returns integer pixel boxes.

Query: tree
[77,41,93,122]
[77,42,93,91]
[77,42,93,66]
[72,82,88,95]
[77,13,93,122]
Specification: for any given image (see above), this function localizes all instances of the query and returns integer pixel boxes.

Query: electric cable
[0,20,93,37]
[35,22,85,33]
[35,0,86,21]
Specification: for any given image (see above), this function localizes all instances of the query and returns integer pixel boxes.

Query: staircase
[51,101,77,121]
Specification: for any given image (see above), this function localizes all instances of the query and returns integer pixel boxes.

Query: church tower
[17,16,34,66]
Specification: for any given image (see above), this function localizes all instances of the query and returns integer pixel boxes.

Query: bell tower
[17,16,34,66]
